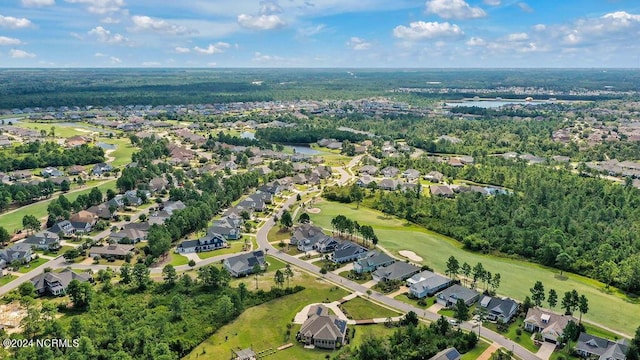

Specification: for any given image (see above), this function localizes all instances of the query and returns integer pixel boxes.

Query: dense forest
[0,142,104,172]
[0,180,57,212]
[256,126,368,144]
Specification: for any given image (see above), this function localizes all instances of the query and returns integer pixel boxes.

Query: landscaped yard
[340,296,399,320]
[267,225,291,243]
[168,252,189,267]
[308,200,640,336]
[394,293,434,308]
[265,255,287,272]
[0,179,117,233]
[483,317,538,353]
[184,272,350,360]
[460,340,490,360]
[0,275,17,286]
[17,257,49,273]
[338,270,372,284]
[197,242,245,259]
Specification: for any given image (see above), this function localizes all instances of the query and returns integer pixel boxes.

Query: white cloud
[253,51,283,62]
[9,49,35,58]
[393,21,464,41]
[0,15,33,29]
[259,1,283,15]
[142,61,161,66]
[483,0,500,5]
[130,15,194,35]
[193,42,230,54]
[517,2,533,13]
[506,32,529,41]
[174,46,191,53]
[88,26,130,45]
[297,24,326,37]
[237,14,286,30]
[65,0,125,14]
[110,56,121,64]
[94,52,105,57]
[0,36,22,46]
[466,37,485,46]
[21,0,55,7]
[425,0,486,20]
[346,37,371,50]
[101,17,120,24]
[533,24,546,31]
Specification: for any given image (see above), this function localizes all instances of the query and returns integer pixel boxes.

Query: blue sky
[1,0,640,67]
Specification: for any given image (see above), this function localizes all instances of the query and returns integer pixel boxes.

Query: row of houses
[289,224,369,263]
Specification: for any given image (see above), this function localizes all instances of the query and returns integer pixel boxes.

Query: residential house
[65,135,90,147]
[30,269,93,296]
[87,203,116,219]
[92,163,113,176]
[477,295,519,323]
[223,250,266,277]
[402,169,420,180]
[48,220,76,237]
[331,242,367,263]
[356,175,375,187]
[293,174,308,184]
[88,244,135,259]
[257,183,281,195]
[315,237,340,253]
[378,178,399,191]
[149,177,169,193]
[435,285,480,308]
[359,165,379,175]
[372,262,421,282]
[429,348,461,360]
[297,304,347,350]
[111,227,148,244]
[574,333,628,360]
[70,210,98,226]
[407,270,453,299]
[353,250,395,274]
[41,167,64,178]
[424,171,444,183]
[381,166,399,178]
[523,308,576,344]
[22,231,61,251]
[290,224,333,252]
[162,200,186,215]
[67,165,86,176]
[11,170,32,180]
[176,232,228,254]
[430,185,454,197]
[148,210,170,225]
[209,217,242,240]
[0,243,33,266]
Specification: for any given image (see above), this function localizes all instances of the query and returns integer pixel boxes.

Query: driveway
[537,341,556,360]
[427,303,445,313]
[361,280,378,288]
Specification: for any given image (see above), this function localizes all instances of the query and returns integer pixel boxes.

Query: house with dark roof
[176,233,228,254]
[372,262,421,282]
[30,269,93,296]
[575,333,628,360]
[378,178,400,191]
[353,250,395,273]
[92,163,113,176]
[407,270,453,298]
[22,231,61,251]
[87,203,116,219]
[331,242,367,263]
[88,244,135,259]
[0,243,33,265]
[290,224,333,252]
[435,285,480,308]
[209,218,242,240]
[258,183,281,195]
[223,250,266,277]
[477,295,519,323]
[297,304,347,350]
[48,220,76,237]
[429,347,461,360]
[523,308,576,344]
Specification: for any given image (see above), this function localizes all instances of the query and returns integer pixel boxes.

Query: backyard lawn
[17,257,49,273]
[184,272,350,360]
[308,200,639,336]
[340,296,400,320]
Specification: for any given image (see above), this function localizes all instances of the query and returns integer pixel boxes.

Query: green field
[197,242,245,259]
[484,318,538,353]
[340,296,400,320]
[168,252,190,267]
[184,272,350,360]
[17,122,86,137]
[308,200,640,336]
[100,137,136,167]
[0,275,17,286]
[0,180,117,233]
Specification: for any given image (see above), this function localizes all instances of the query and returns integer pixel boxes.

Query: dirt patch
[306,208,321,214]
[399,250,423,262]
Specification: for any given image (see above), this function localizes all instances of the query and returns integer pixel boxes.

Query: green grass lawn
[0,179,117,233]
[394,293,434,308]
[483,318,539,353]
[98,137,136,167]
[460,340,490,360]
[17,122,86,137]
[338,270,373,284]
[308,200,640,336]
[197,242,245,259]
[340,296,400,320]
[267,225,291,243]
[266,256,287,272]
[184,272,350,360]
[348,324,398,348]
[168,252,189,267]
[17,257,49,273]
[0,275,17,286]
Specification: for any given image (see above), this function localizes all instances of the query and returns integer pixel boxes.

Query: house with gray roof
[372,262,421,282]
[297,304,347,350]
[22,231,61,251]
[477,295,519,323]
[209,217,242,240]
[435,284,480,308]
[331,242,367,263]
[424,171,444,183]
[430,185,454,197]
[359,165,379,175]
[378,178,400,191]
[224,250,266,277]
[0,243,33,265]
[88,244,135,259]
[429,347,461,360]
[407,270,453,299]
[381,166,399,177]
[111,227,148,244]
[30,269,93,296]
[402,169,420,180]
[176,233,228,254]
[575,332,628,360]
[290,224,333,252]
[353,250,395,273]
[356,175,375,187]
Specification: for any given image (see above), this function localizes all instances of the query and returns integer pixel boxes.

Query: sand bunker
[399,250,423,262]
[306,208,321,214]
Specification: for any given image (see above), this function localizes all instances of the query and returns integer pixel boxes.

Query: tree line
[255,125,368,144]
[330,214,378,247]
[0,142,104,172]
